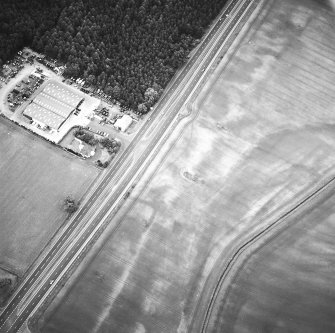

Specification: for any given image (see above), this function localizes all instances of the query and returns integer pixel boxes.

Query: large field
[211,187,335,333]
[37,0,335,332]
[0,117,98,280]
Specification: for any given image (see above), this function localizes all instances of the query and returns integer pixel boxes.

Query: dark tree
[0,0,72,63]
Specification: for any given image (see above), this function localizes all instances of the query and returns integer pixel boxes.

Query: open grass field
[0,117,98,279]
[37,0,335,332]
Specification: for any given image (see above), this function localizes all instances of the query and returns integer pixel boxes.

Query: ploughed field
[37,0,335,332]
[0,117,98,304]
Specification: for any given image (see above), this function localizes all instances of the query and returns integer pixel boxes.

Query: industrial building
[23,81,83,131]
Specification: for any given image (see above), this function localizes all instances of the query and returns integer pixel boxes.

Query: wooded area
[0,0,227,111]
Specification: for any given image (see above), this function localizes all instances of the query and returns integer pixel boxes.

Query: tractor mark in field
[92,224,153,333]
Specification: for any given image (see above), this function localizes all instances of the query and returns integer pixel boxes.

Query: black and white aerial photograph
[1,0,335,332]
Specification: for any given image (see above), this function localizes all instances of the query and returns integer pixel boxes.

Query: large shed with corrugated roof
[23,81,83,130]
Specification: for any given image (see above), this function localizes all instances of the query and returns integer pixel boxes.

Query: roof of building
[34,92,74,118]
[23,81,84,130]
[24,103,64,129]
[43,81,82,107]
[72,138,95,157]
[114,114,133,132]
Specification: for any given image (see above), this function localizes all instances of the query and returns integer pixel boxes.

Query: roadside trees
[64,196,79,214]
[137,103,148,114]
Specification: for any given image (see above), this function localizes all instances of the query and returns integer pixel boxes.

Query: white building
[23,81,83,131]
[114,114,133,132]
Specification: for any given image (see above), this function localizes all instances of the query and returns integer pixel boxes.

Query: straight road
[0,0,258,332]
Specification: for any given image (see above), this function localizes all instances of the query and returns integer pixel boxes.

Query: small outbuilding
[114,114,133,132]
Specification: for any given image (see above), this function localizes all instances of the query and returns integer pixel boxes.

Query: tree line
[0,0,227,112]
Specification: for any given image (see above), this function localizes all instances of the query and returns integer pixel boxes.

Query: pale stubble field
[37,0,335,332]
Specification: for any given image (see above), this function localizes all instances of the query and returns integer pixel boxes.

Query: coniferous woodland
[0,0,227,111]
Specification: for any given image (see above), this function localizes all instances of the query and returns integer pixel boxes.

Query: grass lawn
[0,117,99,278]
[37,0,335,332]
